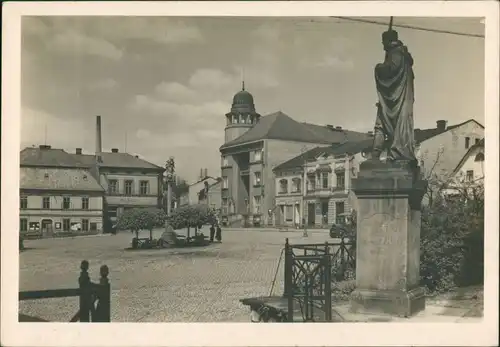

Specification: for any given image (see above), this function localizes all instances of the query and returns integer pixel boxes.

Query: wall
[188,177,218,205]
[206,181,222,210]
[224,124,252,143]
[263,139,327,224]
[274,169,304,225]
[418,121,484,180]
[19,193,104,232]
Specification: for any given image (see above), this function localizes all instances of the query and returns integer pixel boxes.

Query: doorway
[307,203,315,226]
[41,219,53,236]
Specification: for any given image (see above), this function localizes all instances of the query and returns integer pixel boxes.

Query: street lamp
[301,146,309,238]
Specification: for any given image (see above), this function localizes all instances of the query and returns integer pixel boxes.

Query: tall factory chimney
[96,115,103,163]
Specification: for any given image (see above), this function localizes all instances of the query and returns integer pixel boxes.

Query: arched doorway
[41,219,53,237]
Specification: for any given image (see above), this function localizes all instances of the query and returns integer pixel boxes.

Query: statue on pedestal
[372,18,417,163]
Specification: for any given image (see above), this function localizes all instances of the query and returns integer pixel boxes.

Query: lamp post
[301,146,309,238]
[164,157,175,217]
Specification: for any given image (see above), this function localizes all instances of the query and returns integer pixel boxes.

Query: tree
[115,208,167,242]
[168,204,216,239]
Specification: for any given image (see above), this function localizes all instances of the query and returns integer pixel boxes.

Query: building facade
[20,146,105,235]
[416,119,485,180]
[443,138,485,198]
[273,140,372,228]
[219,85,370,226]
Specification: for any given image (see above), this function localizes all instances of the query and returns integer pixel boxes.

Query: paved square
[19,228,331,322]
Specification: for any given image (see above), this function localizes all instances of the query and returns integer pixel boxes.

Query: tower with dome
[224,82,262,144]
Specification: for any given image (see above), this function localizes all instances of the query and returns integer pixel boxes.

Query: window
[222,156,229,167]
[63,197,71,210]
[222,176,228,189]
[466,170,474,182]
[475,138,480,145]
[42,197,50,209]
[222,198,228,206]
[465,137,470,149]
[62,218,70,231]
[254,150,262,162]
[336,172,345,189]
[321,172,329,189]
[279,179,288,194]
[253,195,261,214]
[20,219,28,232]
[90,223,97,231]
[108,180,118,194]
[254,172,262,186]
[140,181,149,195]
[82,219,89,232]
[20,196,27,209]
[125,180,133,195]
[307,177,316,191]
[475,153,484,162]
[292,178,302,192]
[81,197,89,210]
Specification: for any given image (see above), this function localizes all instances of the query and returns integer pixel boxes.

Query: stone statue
[372,27,417,162]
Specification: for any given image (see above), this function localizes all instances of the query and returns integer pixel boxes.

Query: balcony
[306,187,336,198]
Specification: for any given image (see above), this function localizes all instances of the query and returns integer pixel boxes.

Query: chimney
[96,116,103,162]
[76,148,82,155]
[39,145,51,150]
[367,131,374,137]
[200,168,204,179]
[111,148,119,153]
[204,168,208,178]
[335,126,342,130]
[326,124,334,130]
[436,120,447,131]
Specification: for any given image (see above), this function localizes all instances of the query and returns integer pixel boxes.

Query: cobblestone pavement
[19,228,332,322]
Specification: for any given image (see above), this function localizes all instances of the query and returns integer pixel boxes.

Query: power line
[329,16,484,38]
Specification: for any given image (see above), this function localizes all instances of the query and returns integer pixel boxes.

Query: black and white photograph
[1,1,498,346]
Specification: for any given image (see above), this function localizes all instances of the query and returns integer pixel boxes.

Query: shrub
[420,194,484,293]
[116,208,167,246]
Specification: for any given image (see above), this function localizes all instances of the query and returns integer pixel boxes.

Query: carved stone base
[349,287,426,318]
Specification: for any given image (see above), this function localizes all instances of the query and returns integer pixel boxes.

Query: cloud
[155,81,197,101]
[22,17,50,37]
[188,68,238,91]
[84,17,204,45]
[21,107,88,149]
[47,30,123,61]
[88,78,119,91]
[313,56,354,70]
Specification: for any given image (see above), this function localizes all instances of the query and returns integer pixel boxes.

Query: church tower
[224,82,261,143]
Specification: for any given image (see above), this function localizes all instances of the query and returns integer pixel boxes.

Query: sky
[21,16,485,183]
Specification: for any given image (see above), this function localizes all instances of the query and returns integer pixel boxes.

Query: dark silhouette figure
[215,224,222,242]
[209,224,215,242]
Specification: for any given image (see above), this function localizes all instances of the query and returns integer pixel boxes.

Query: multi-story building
[20,116,165,232]
[415,119,484,180]
[443,138,485,198]
[20,145,105,235]
[273,139,372,228]
[219,84,370,226]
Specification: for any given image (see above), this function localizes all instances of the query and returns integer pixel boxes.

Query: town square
[4,5,495,344]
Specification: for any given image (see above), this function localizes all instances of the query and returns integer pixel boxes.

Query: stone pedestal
[349,159,427,317]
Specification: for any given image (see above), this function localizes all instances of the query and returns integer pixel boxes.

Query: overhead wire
[329,16,485,38]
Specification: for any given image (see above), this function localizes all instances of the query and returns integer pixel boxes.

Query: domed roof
[231,82,256,113]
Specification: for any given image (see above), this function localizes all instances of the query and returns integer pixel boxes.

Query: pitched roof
[414,119,485,143]
[20,147,162,170]
[451,138,485,175]
[20,147,86,168]
[220,111,371,150]
[273,139,373,172]
[72,153,162,170]
[20,167,105,192]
